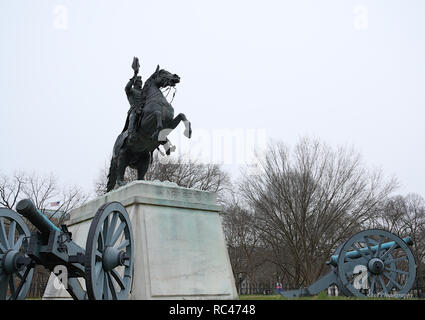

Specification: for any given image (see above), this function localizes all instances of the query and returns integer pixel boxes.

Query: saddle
[121,108,144,134]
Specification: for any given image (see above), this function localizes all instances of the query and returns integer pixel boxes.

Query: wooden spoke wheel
[85,202,134,300]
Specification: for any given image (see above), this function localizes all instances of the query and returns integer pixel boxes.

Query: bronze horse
[106,65,191,192]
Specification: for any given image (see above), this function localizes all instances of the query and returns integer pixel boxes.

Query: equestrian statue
[106,57,192,192]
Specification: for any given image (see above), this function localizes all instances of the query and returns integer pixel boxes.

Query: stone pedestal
[42,180,238,300]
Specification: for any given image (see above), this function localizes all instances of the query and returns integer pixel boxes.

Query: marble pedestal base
[42,180,238,300]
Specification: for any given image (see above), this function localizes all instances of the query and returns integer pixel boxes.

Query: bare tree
[369,193,425,288]
[221,194,268,293]
[0,171,26,210]
[0,171,89,226]
[94,153,231,198]
[238,137,398,287]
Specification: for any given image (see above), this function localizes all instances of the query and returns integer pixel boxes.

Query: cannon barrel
[327,236,413,266]
[16,199,61,235]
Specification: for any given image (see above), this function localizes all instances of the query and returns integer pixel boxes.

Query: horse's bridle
[143,72,178,104]
[163,86,176,103]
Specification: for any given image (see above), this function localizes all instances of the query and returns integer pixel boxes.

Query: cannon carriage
[281,229,417,298]
[0,199,134,300]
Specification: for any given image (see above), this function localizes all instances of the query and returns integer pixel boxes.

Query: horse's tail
[106,156,118,193]
[106,132,127,193]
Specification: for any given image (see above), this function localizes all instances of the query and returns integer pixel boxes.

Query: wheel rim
[0,208,33,300]
[337,229,416,298]
[85,202,134,300]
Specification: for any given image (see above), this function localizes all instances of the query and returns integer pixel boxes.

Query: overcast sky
[0,0,424,198]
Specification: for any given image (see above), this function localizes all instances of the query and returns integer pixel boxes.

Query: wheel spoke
[98,231,104,252]
[0,274,9,300]
[9,276,16,297]
[103,272,110,299]
[13,234,25,251]
[106,213,118,246]
[351,243,370,262]
[384,255,407,265]
[382,272,402,290]
[8,221,16,249]
[369,275,376,296]
[95,261,103,283]
[375,235,384,257]
[380,243,397,261]
[110,222,126,247]
[106,272,117,300]
[102,216,110,247]
[378,276,388,295]
[96,269,105,298]
[111,269,125,290]
[16,271,24,280]
[11,266,32,300]
[384,267,409,275]
[95,250,103,260]
[0,218,9,250]
[363,236,374,256]
[116,239,129,251]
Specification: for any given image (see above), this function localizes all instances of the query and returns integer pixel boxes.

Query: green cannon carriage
[281,229,417,298]
[0,199,134,300]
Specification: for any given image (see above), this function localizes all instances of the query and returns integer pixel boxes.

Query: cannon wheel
[329,244,353,297]
[0,208,34,300]
[85,202,134,300]
[337,229,416,298]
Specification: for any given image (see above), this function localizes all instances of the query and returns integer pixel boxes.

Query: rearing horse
[106,65,191,192]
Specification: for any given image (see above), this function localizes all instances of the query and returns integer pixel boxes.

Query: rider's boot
[127,113,137,143]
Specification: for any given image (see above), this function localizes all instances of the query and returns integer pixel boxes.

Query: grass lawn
[239,292,423,300]
[239,293,350,300]
[239,294,286,300]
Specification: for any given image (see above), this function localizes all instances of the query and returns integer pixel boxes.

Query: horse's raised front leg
[168,113,191,138]
[163,138,176,155]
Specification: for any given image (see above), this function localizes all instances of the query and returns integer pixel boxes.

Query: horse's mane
[142,71,158,93]
[140,70,159,107]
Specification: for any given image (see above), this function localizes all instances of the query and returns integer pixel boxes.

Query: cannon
[0,199,134,300]
[281,229,417,298]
